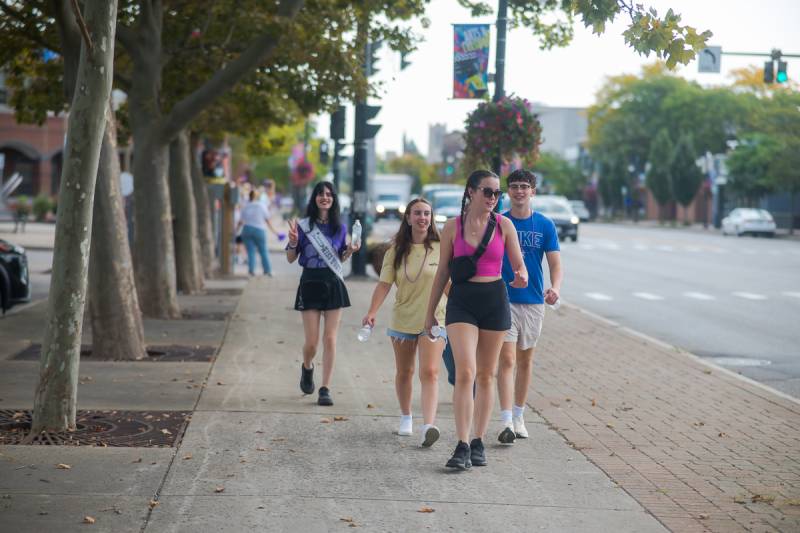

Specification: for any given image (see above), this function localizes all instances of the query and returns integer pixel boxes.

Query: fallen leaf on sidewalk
[160,429,172,435]
[148,499,159,510]
[214,486,225,493]
[606,423,614,428]
[270,437,285,442]
[703,369,712,374]
[56,464,71,470]
[783,499,800,506]
[418,507,435,513]
[333,416,349,421]
[751,494,775,504]
[565,397,572,402]
[697,513,708,519]
[216,381,225,386]
[83,516,96,524]
[340,517,355,523]
[320,418,331,424]
[131,458,142,463]
[550,401,560,407]
[591,399,597,407]
[718,432,727,438]
[255,447,267,452]
[183,453,193,460]
[734,494,748,504]
[367,404,375,409]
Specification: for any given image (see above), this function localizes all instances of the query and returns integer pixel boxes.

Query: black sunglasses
[476,186,502,199]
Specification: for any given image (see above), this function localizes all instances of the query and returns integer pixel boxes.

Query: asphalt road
[557,223,800,399]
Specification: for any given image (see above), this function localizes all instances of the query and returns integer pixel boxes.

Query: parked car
[569,200,591,222]
[721,208,777,237]
[0,239,31,314]
[422,183,462,200]
[532,198,579,242]
[430,190,464,229]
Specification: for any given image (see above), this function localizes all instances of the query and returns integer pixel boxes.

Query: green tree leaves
[646,129,673,209]
[671,133,703,212]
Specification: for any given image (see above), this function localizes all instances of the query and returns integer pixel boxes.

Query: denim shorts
[387,329,447,342]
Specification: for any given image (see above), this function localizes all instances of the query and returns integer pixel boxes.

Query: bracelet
[287,242,298,250]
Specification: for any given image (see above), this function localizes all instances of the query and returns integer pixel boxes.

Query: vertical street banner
[453,24,490,99]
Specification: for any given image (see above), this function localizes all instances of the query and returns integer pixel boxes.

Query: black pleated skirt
[294,267,351,311]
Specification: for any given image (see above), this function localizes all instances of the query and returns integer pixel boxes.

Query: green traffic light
[776,71,788,83]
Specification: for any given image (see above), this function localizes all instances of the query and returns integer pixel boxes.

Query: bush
[13,195,30,217]
[32,194,54,221]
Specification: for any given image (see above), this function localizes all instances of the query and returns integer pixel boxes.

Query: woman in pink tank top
[424,169,527,470]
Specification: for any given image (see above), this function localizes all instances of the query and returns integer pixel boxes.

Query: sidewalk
[1,274,798,532]
[0,221,56,250]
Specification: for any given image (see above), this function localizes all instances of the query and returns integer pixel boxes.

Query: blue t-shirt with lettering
[501,211,560,304]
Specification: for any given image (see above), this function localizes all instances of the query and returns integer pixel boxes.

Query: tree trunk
[190,132,216,278]
[88,106,146,360]
[169,129,204,294]
[131,132,181,318]
[31,0,118,434]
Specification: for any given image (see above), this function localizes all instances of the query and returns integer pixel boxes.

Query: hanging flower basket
[463,96,542,170]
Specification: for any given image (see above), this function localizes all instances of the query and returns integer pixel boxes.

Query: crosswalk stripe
[633,292,664,301]
[585,292,613,301]
[684,291,715,301]
[655,245,674,252]
[633,244,649,251]
[784,292,800,299]
[732,292,767,300]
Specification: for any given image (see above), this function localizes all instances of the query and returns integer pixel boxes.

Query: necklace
[467,215,488,236]
[404,246,430,284]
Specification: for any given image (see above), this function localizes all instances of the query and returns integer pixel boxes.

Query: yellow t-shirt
[380,242,447,334]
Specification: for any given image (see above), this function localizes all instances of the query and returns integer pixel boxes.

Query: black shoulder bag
[449,213,497,284]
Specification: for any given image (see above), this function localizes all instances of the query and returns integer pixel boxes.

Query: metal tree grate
[0,409,191,447]
[12,344,216,362]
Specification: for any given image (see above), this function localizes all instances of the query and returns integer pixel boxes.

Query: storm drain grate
[0,409,191,447]
[12,344,216,362]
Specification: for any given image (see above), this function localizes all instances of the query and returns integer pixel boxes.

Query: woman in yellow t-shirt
[362,198,447,447]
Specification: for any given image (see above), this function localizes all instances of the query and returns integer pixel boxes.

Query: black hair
[305,181,341,234]
[248,190,257,201]
[460,169,498,237]
[506,168,537,188]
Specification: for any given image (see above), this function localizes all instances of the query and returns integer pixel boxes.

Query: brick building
[0,73,67,198]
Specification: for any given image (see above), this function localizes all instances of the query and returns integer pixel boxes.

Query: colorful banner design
[453,24,491,99]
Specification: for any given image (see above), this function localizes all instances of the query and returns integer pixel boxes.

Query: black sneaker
[498,425,516,445]
[445,441,472,470]
[470,438,487,466]
[300,363,314,394]
[317,386,333,406]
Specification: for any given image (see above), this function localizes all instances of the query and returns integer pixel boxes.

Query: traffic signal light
[330,106,345,140]
[777,61,788,83]
[355,103,381,140]
[400,51,411,71]
[319,142,329,165]
[764,61,774,83]
[367,41,382,77]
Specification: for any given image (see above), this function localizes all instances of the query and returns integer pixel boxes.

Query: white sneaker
[420,425,440,448]
[398,417,413,436]
[513,415,528,439]
[497,423,516,444]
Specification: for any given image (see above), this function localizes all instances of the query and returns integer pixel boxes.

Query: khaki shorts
[504,303,545,350]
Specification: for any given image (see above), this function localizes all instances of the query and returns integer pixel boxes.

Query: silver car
[721,208,777,237]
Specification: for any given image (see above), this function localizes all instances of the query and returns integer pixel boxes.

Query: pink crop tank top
[453,215,505,277]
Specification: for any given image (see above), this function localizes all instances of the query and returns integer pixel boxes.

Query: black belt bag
[449,213,497,284]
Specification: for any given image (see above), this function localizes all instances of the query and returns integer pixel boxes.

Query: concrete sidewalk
[1,273,798,532]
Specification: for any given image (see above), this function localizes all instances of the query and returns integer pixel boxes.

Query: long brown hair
[392,197,440,270]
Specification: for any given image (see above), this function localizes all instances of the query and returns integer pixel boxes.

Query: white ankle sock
[512,405,525,418]
[399,415,413,435]
[500,409,512,425]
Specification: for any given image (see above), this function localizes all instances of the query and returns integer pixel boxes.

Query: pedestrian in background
[286,181,359,406]
[425,169,527,471]
[237,190,280,276]
[496,169,562,445]
[362,198,447,448]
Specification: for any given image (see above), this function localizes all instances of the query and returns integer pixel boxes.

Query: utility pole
[329,106,345,192]
[491,0,508,177]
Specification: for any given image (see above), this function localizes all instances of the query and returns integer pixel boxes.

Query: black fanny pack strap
[472,213,497,260]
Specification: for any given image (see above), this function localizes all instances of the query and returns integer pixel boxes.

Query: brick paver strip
[530,306,800,533]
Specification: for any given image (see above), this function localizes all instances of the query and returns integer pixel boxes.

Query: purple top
[291,222,348,269]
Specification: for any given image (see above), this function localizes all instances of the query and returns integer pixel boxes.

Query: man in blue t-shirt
[497,169,563,444]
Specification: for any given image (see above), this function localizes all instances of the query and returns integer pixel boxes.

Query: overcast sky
[320,0,800,158]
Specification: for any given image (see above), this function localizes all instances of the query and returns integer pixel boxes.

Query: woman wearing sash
[286,182,358,406]
[362,198,447,447]
[424,169,527,470]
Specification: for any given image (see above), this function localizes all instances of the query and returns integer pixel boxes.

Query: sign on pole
[698,46,722,73]
[453,24,490,99]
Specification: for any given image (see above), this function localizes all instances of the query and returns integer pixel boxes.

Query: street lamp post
[491,0,508,177]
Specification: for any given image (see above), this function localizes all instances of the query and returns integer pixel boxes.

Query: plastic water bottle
[357,324,372,342]
[548,298,561,311]
[351,219,362,248]
[430,325,445,339]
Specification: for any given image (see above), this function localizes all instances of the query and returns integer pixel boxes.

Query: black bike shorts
[445,279,511,331]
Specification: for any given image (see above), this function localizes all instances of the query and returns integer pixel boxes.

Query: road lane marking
[655,245,674,252]
[633,244,649,251]
[683,291,715,301]
[585,292,613,301]
[684,246,702,253]
[578,244,595,250]
[732,292,767,300]
[633,292,664,301]
[782,291,800,299]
